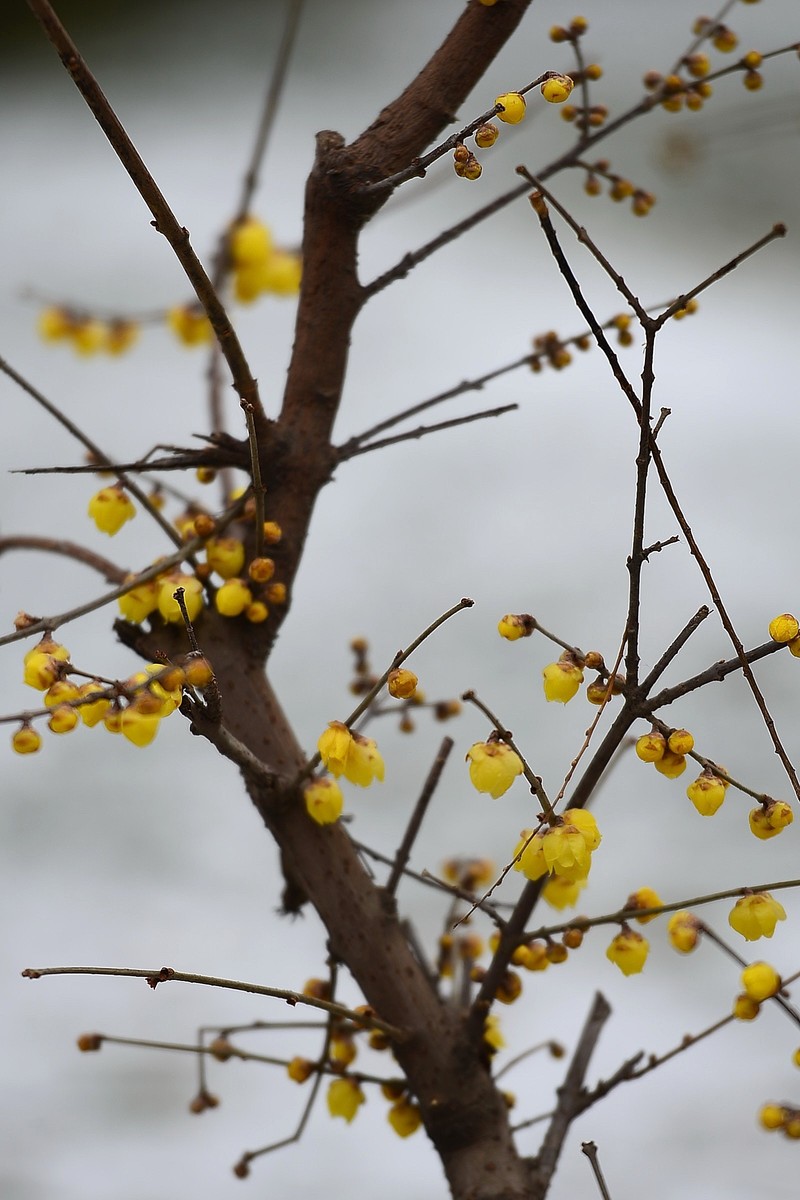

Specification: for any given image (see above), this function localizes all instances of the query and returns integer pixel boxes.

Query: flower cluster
[38,307,139,355]
[514,809,601,884]
[14,635,192,752]
[318,721,384,788]
[228,215,302,304]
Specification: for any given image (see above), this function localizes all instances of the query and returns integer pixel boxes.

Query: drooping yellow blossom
[653,749,687,779]
[120,703,162,748]
[167,305,213,346]
[513,829,547,881]
[88,486,136,535]
[229,216,274,267]
[667,728,694,755]
[562,807,601,851]
[541,822,592,881]
[686,771,727,816]
[667,910,702,953]
[326,1077,365,1123]
[741,961,781,1003]
[728,893,787,941]
[733,994,761,1021]
[387,1098,422,1138]
[466,740,523,798]
[497,613,533,641]
[77,683,111,727]
[157,575,205,624]
[118,577,159,624]
[542,652,584,703]
[606,927,649,975]
[304,776,344,825]
[48,705,79,734]
[542,874,587,911]
[215,578,253,617]
[318,722,384,787]
[12,724,42,755]
[206,537,246,580]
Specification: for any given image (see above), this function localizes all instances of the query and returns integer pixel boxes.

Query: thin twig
[21,964,406,1039]
[0,536,126,584]
[26,0,268,430]
[581,1142,613,1200]
[385,738,453,897]
[339,405,517,461]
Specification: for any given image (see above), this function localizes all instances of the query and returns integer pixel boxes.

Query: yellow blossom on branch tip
[318,721,353,777]
[541,74,575,104]
[541,874,586,910]
[606,928,649,975]
[466,740,523,797]
[541,823,591,881]
[387,667,418,699]
[653,749,686,779]
[495,92,526,123]
[728,893,786,941]
[326,1078,365,1123]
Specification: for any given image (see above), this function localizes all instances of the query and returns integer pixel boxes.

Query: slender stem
[461,689,554,819]
[26,0,268,430]
[21,964,405,1039]
[338,405,517,461]
[0,536,126,584]
[624,327,656,687]
[581,1142,613,1200]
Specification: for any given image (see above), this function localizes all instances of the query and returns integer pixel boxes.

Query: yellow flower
[23,652,62,691]
[495,91,526,123]
[77,683,111,727]
[667,910,701,953]
[562,807,601,851]
[286,1056,314,1084]
[542,653,584,703]
[167,305,213,346]
[542,874,586,910]
[318,721,353,776]
[653,749,687,778]
[635,731,666,762]
[229,216,273,267]
[482,1014,505,1052]
[759,1103,787,1131]
[48,705,79,734]
[606,928,649,975]
[541,74,575,103]
[206,537,246,580]
[326,1078,365,1123]
[387,667,418,699]
[88,486,136,535]
[304,777,344,825]
[118,577,159,623]
[513,829,547,881]
[215,578,253,617]
[466,740,523,797]
[626,886,663,924]
[120,704,161,748]
[741,961,781,1003]
[667,728,694,755]
[541,823,591,881]
[157,575,205,624]
[749,801,793,839]
[769,613,799,643]
[260,251,302,295]
[728,893,786,941]
[344,732,384,786]
[12,724,42,755]
[686,771,727,816]
[387,1098,422,1138]
[733,993,760,1021]
[497,613,532,640]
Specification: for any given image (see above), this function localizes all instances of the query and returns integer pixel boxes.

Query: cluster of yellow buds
[497,618,623,707]
[37,307,139,356]
[643,69,713,114]
[14,634,192,752]
[229,215,302,304]
[580,158,656,217]
[635,725,694,780]
[759,1101,800,1140]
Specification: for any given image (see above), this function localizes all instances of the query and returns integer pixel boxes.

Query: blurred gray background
[2,1,800,1197]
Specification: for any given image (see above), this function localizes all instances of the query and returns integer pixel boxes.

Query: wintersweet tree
[4,1,800,1198]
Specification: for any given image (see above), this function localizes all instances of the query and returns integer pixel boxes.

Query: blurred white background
[2,1,800,1197]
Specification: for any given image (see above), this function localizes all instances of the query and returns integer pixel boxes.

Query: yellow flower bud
[626,886,663,924]
[635,731,666,762]
[387,1098,422,1138]
[769,613,799,642]
[668,911,701,953]
[686,771,727,816]
[326,1078,365,1123]
[541,74,575,104]
[229,216,273,267]
[215,578,253,617]
[304,776,344,825]
[88,486,136,535]
[12,724,42,754]
[495,92,526,124]
[542,653,584,703]
[741,961,781,1003]
[466,740,523,798]
[654,749,687,779]
[387,668,418,699]
[206,537,246,580]
[667,728,694,755]
[733,993,761,1021]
